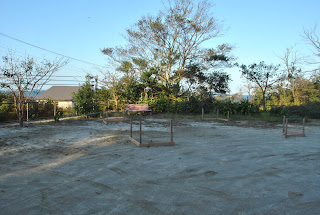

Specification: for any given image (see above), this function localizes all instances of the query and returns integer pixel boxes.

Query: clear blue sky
[1,0,319,93]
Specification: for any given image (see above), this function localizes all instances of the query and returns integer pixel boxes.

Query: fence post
[283,116,286,133]
[139,119,142,144]
[303,118,305,136]
[26,102,29,121]
[130,118,133,138]
[285,118,288,138]
[227,111,230,121]
[54,101,56,116]
[170,119,173,143]
[202,108,204,120]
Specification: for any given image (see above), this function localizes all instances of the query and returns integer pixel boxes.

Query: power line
[0,32,103,67]
[0,46,93,76]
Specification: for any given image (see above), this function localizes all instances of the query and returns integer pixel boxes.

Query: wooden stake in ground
[285,118,288,138]
[130,118,132,138]
[303,118,305,136]
[202,108,204,120]
[284,116,306,138]
[170,119,173,143]
[139,120,142,144]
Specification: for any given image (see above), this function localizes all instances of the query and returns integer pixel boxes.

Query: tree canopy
[240,62,280,110]
[101,0,233,102]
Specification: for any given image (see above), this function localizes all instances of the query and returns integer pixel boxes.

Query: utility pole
[95,75,98,91]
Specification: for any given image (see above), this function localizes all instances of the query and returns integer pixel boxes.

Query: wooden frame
[201,108,229,122]
[126,104,152,114]
[129,118,174,147]
[283,116,306,138]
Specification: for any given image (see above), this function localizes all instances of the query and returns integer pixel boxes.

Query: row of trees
[1,0,319,126]
[97,0,319,112]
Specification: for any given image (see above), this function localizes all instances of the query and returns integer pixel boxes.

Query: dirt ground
[0,117,319,214]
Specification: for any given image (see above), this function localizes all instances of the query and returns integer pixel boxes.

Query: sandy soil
[0,118,319,214]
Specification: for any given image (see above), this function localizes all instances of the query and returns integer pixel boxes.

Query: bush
[269,103,320,119]
[0,103,10,121]
[62,107,76,116]
[269,106,289,116]
[178,97,202,114]
[203,100,260,116]
[151,97,169,113]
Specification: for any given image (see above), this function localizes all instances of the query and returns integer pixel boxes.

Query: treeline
[1,0,319,123]
[71,74,320,119]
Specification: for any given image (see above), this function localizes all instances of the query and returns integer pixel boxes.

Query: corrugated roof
[35,86,80,101]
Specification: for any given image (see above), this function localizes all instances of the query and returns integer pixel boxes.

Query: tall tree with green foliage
[73,75,98,115]
[240,62,280,110]
[101,0,230,95]
[183,44,234,98]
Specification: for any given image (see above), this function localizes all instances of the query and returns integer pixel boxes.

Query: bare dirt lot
[0,118,319,214]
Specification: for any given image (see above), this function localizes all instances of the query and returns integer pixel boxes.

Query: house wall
[57,101,74,109]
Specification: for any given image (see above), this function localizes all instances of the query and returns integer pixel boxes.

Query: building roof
[35,86,80,101]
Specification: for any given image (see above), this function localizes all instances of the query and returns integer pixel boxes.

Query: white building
[35,86,79,109]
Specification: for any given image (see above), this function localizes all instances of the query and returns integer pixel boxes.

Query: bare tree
[279,47,304,105]
[99,69,122,110]
[0,50,68,127]
[303,24,320,72]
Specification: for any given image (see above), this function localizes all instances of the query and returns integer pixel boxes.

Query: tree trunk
[262,91,266,111]
[290,80,299,105]
[18,101,24,127]
[113,95,118,111]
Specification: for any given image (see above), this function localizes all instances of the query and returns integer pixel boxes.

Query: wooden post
[285,118,288,138]
[106,110,108,124]
[283,116,286,133]
[139,120,142,144]
[202,108,204,120]
[54,101,57,116]
[227,111,230,121]
[170,119,173,143]
[303,118,305,136]
[130,118,132,138]
[26,102,29,122]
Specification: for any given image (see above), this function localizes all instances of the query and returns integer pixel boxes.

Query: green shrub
[269,105,289,116]
[0,103,10,121]
[62,107,77,116]
[178,97,202,114]
[54,112,61,122]
[151,97,169,113]
[269,103,320,119]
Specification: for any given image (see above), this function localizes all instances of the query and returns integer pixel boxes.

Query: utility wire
[0,46,92,76]
[0,32,103,67]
